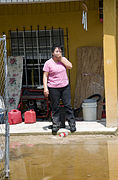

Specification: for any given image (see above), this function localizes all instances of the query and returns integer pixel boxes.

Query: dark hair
[51,45,62,53]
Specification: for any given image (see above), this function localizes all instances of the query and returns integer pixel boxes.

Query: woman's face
[52,47,62,59]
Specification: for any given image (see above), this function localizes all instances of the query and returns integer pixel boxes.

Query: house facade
[0,0,117,127]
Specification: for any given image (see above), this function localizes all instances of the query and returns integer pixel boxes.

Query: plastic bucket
[82,99,97,121]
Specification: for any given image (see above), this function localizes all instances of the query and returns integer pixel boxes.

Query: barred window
[10,28,65,88]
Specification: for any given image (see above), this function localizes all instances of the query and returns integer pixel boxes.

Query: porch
[2,119,117,135]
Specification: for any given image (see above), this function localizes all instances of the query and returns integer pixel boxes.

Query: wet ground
[9,135,118,180]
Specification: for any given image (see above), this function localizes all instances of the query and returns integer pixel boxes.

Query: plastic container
[0,110,4,124]
[24,109,36,124]
[82,99,97,121]
[8,109,22,125]
[59,132,68,137]
[0,96,5,124]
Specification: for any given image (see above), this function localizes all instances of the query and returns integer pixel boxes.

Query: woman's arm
[43,71,49,97]
[60,57,72,69]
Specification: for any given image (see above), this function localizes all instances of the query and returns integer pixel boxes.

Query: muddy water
[9,135,118,180]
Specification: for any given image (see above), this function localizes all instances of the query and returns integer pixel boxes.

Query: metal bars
[0,0,83,4]
[0,35,9,179]
[10,26,69,88]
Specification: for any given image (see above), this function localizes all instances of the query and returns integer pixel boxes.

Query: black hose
[87,94,101,102]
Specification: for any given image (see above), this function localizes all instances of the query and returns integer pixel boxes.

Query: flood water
[9,135,118,180]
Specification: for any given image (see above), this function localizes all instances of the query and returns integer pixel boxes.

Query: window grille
[10,27,65,88]
[0,0,79,3]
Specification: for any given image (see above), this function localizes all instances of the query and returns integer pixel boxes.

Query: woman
[43,45,76,135]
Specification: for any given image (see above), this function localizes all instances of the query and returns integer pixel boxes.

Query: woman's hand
[60,57,72,69]
[44,89,49,97]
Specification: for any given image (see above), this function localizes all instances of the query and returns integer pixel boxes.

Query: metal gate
[0,35,9,179]
[9,26,70,88]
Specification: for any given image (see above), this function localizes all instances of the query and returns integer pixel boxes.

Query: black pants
[49,85,75,131]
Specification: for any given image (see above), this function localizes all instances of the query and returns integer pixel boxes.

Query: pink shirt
[43,58,69,88]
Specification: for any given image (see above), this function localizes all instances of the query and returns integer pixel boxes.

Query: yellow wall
[0,1,103,105]
[103,0,118,127]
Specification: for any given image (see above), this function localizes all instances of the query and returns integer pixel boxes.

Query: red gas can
[8,109,22,125]
[24,109,36,124]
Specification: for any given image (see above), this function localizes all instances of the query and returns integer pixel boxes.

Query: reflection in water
[9,135,118,180]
